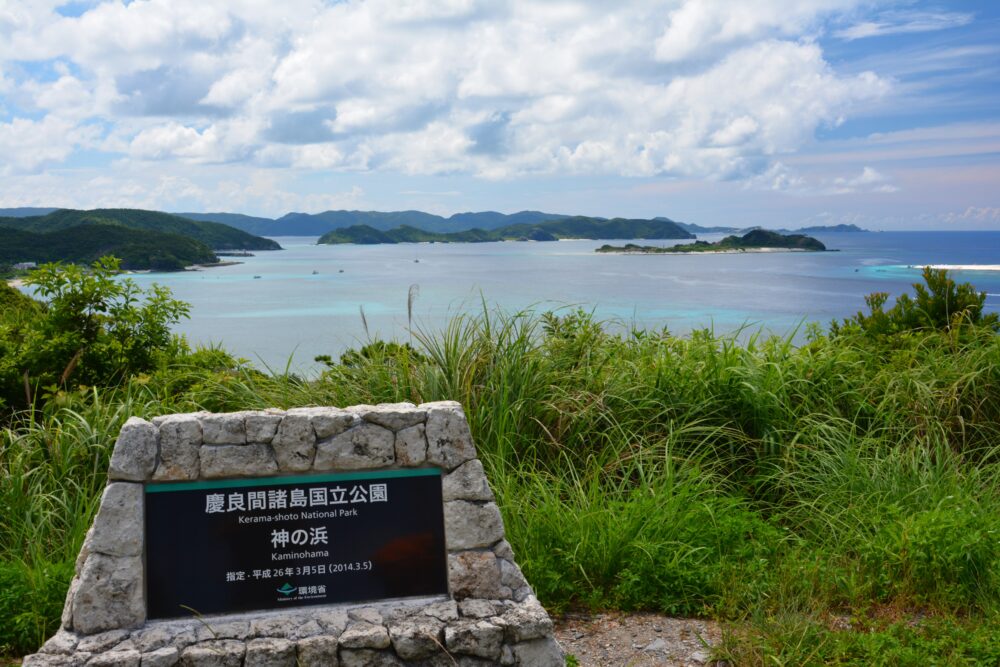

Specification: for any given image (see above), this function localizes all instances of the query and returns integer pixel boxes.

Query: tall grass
[2,304,999,662]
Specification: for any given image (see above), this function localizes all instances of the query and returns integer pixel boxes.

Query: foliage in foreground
[719,614,1000,666]
[0,257,189,412]
[1,266,999,663]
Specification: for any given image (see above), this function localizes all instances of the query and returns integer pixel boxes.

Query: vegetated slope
[315,225,400,244]
[318,216,693,244]
[444,210,571,230]
[598,229,826,253]
[279,209,574,234]
[511,216,693,239]
[0,224,217,270]
[317,224,499,244]
[0,281,40,312]
[279,210,448,234]
[182,209,574,235]
[675,221,742,234]
[0,209,281,251]
[176,212,279,236]
[795,223,867,233]
[728,229,826,249]
[676,222,869,234]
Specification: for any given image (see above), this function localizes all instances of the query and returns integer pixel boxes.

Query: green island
[0,209,281,272]
[597,228,827,254]
[3,260,1000,665]
[796,223,866,233]
[317,215,694,244]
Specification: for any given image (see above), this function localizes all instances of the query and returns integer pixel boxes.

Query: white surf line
[923,264,1000,272]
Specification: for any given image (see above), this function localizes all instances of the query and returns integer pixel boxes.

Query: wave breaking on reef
[924,265,1000,272]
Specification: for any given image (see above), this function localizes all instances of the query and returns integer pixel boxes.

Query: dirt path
[553,612,722,667]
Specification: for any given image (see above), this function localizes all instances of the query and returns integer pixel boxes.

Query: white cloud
[835,10,973,41]
[0,0,895,192]
[830,166,898,194]
[654,0,862,62]
[746,162,809,192]
[783,122,1000,168]
[199,35,278,109]
[0,115,99,172]
[747,163,898,195]
[943,206,1000,225]
[128,117,262,163]
[129,122,211,160]
[398,190,461,196]
[28,75,91,113]
[0,162,367,218]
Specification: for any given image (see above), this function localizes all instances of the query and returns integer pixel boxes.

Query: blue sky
[0,0,998,229]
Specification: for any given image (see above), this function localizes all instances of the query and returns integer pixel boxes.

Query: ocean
[119,232,1000,372]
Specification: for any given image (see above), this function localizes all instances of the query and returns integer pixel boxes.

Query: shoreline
[185,260,244,270]
[6,260,243,287]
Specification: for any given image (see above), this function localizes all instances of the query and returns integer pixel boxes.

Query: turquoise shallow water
[119,232,1000,372]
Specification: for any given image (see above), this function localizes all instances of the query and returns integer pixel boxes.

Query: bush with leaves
[317,340,428,369]
[0,257,190,410]
[832,266,999,337]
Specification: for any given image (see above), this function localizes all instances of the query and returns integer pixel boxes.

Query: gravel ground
[6,613,722,667]
[553,612,722,667]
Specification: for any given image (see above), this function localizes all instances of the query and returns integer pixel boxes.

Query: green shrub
[0,257,189,411]
[720,615,1000,666]
[860,499,1000,609]
[833,266,999,337]
[0,559,73,656]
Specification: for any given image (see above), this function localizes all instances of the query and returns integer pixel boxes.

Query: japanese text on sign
[205,483,388,514]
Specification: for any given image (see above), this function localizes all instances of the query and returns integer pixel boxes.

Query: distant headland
[168,210,868,238]
[316,216,694,245]
[0,205,865,275]
[675,222,868,235]
[0,208,280,274]
[597,229,828,254]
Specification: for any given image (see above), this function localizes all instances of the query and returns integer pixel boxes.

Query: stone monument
[25,401,563,666]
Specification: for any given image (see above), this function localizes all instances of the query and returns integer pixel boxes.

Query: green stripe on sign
[145,467,442,493]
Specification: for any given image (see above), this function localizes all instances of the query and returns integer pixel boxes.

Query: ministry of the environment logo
[276,583,296,596]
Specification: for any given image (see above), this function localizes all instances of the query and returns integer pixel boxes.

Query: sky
[0,0,998,229]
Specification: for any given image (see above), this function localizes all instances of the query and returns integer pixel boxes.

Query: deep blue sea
[120,232,1000,372]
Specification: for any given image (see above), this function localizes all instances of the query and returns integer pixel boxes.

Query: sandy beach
[6,278,25,288]
[184,260,244,270]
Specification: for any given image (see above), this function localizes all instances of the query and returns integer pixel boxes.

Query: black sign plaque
[144,468,448,619]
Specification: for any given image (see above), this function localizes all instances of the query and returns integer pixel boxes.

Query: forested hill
[726,228,827,250]
[0,224,218,271]
[795,224,867,233]
[180,209,572,236]
[0,209,281,251]
[318,216,694,244]
[529,216,694,239]
[597,229,827,254]
[677,222,870,234]
[176,211,280,235]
